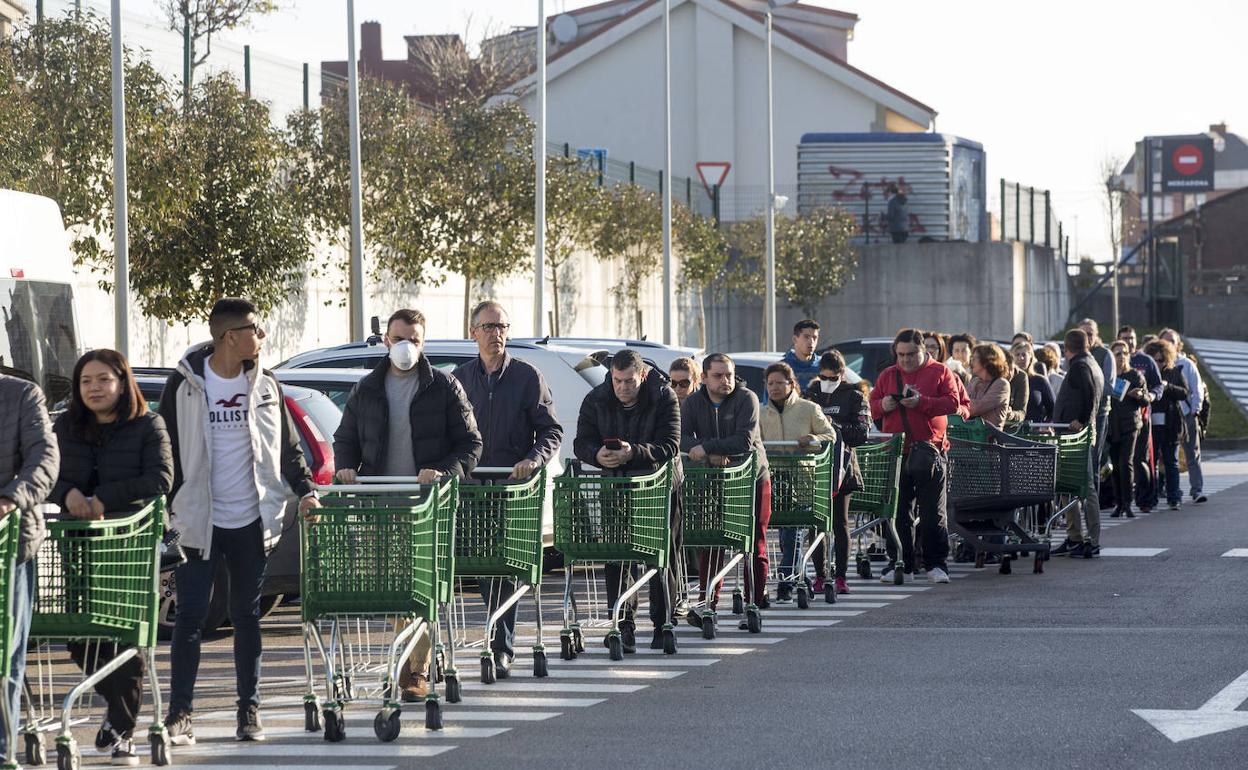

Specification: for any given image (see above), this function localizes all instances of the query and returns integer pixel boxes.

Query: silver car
[512,336,703,373]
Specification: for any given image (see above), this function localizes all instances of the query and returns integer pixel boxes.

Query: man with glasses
[668,357,700,404]
[453,301,562,679]
[869,329,969,584]
[334,308,482,700]
[159,298,321,745]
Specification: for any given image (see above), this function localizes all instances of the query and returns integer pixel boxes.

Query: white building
[506,0,935,216]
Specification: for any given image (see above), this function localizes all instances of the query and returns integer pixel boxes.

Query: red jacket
[869,358,970,451]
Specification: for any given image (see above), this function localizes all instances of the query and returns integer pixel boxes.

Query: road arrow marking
[1132,670,1248,742]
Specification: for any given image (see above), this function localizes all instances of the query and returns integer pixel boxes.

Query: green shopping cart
[680,455,756,638]
[554,460,676,661]
[452,467,548,683]
[849,433,907,588]
[18,501,168,769]
[300,476,457,743]
[766,441,833,610]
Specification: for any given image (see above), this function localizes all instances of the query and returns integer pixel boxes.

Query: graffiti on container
[823,166,926,235]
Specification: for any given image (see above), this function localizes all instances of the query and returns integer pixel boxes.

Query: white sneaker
[928,567,950,584]
[879,567,894,584]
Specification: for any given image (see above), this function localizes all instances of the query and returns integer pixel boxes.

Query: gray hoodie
[0,374,59,563]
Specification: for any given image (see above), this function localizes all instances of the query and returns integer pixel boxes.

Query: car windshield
[290,380,357,410]
[294,390,342,440]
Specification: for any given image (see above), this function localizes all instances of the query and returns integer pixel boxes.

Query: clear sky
[96,1,1248,264]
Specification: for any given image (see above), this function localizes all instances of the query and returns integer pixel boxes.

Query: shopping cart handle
[867,431,895,439]
[473,466,521,475]
[1024,422,1072,429]
[762,440,824,447]
[316,483,434,493]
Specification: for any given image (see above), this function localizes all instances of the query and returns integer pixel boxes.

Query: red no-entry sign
[1161,136,1215,191]
[1171,144,1205,176]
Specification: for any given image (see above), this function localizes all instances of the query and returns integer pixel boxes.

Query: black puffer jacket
[804,380,869,493]
[1106,368,1147,441]
[1154,365,1190,444]
[51,411,173,516]
[574,368,681,482]
[334,355,483,478]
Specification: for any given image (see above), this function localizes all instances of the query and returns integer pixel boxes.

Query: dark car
[136,373,338,638]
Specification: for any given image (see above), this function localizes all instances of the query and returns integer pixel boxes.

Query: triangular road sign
[695,161,732,200]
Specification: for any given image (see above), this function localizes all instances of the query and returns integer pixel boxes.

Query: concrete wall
[703,241,1073,352]
[1184,294,1248,342]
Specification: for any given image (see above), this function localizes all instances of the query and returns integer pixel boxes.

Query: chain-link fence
[1000,179,1069,261]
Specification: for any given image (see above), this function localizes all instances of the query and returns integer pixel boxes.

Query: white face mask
[389,340,419,371]
[820,377,839,393]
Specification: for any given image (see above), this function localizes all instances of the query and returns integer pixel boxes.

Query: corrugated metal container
[796,133,988,242]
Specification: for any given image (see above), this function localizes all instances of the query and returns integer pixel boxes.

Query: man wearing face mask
[333,308,482,700]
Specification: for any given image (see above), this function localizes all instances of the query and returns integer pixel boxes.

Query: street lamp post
[535,0,547,337]
[661,0,673,344]
[763,0,796,351]
[346,0,365,342]
[110,0,129,356]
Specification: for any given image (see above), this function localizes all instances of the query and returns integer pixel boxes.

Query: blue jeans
[1,560,33,760]
[476,578,516,659]
[170,520,267,715]
[1158,429,1182,505]
[1183,414,1203,497]
[777,528,812,589]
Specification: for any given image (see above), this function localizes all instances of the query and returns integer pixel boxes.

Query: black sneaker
[1194,494,1208,504]
[236,704,265,742]
[1125,508,1135,518]
[619,620,637,654]
[110,735,140,767]
[95,719,118,752]
[756,595,771,610]
[685,610,704,629]
[164,711,195,746]
[1083,544,1100,559]
[1051,539,1079,557]
[650,629,664,650]
[775,585,793,604]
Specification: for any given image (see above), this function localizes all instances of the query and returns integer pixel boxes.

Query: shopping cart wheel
[559,632,576,661]
[1033,553,1045,574]
[323,708,346,742]
[572,626,586,653]
[533,650,549,678]
[746,607,762,634]
[304,699,322,732]
[701,614,716,640]
[606,632,624,661]
[445,674,462,704]
[149,732,170,767]
[893,567,904,586]
[999,556,1012,575]
[480,657,497,685]
[55,740,79,770]
[374,710,402,742]
[24,732,46,766]
[857,556,872,579]
[662,628,677,655]
[731,591,745,616]
[796,586,810,609]
[424,700,443,731]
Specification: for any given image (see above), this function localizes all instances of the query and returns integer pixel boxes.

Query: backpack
[1197,382,1211,439]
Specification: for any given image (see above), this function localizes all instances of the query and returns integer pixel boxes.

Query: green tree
[0,12,193,287]
[776,206,859,317]
[132,74,312,322]
[428,99,535,336]
[591,183,662,338]
[544,155,603,335]
[287,75,447,296]
[674,205,729,348]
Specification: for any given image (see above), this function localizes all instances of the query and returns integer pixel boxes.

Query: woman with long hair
[1106,341,1149,517]
[1143,339,1190,510]
[1011,342,1055,423]
[50,349,172,765]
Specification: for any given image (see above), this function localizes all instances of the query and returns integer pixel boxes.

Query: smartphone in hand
[604,438,623,451]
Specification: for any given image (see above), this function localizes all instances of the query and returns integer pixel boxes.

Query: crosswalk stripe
[173,743,458,758]
[456,681,647,694]
[191,725,507,740]
[534,668,686,680]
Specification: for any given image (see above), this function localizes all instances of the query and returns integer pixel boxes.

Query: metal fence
[999,179,1069,261]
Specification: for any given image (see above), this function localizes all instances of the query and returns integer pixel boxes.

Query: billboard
[1161,136,1215,192]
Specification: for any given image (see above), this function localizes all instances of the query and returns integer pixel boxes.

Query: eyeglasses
[475,322,510,333]
[670,379,691,389]
[229,322,265,337]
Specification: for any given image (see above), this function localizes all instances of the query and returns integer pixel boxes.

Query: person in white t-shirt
[158,298,321,746]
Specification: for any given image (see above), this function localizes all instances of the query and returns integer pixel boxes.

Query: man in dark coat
[573,350,681,654]
[453,301,561,679]
[333,308,482,700]
[1053,328,1105,558]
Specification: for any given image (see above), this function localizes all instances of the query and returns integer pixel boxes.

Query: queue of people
[0,304,1214,764]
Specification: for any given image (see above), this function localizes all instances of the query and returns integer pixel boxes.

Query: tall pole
[534,0,547,337]
[110,0,129,357]
[346,0,365,341]
[660,0,673,344]
[764,9,777,352]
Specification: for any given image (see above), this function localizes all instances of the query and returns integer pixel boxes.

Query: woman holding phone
[1106,341,1148,517]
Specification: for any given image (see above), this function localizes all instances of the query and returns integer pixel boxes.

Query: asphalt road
[27,457,1248,769]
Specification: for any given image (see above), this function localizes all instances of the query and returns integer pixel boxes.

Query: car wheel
[157,560,229,641]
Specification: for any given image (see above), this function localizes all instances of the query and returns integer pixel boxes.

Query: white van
[0,189,83,406]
